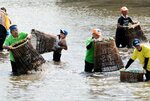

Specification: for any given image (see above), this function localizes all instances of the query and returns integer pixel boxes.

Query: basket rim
[11,39,28,49]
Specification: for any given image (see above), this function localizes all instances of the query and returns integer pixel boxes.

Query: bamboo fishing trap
[11,39,46,74]
[126,24,147,48]
[31,29,56,54]
[120,70,144,82]
[94,38,124,72]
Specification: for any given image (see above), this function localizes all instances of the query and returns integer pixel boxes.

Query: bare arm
[59,39,68,50]
[26,33,32,40]
[117,23,124,28]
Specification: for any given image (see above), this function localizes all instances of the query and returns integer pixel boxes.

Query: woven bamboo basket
[31,29,56,54]
[120,70,144,82]
[11,39,46,74]
[126,25,147,48]
[94,38,124,72]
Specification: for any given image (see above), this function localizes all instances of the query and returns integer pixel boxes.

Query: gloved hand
[120,67,126,71]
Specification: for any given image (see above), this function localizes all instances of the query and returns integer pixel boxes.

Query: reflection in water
[87,75,130,100]
[0,0,150,100]
[0,51,9,63]
[134,82,150,100]
[6,65,48,101]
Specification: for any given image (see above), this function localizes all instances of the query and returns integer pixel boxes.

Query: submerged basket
[120,70,144,82]
[94,38,124,72]
[11,39,46,74]
[31,29,56,54]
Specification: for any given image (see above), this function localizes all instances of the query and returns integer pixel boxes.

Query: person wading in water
[115,6,138,48]
[3,25,31,74]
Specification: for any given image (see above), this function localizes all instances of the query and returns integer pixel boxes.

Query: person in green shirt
[3,25,31,73]
[84,28,102,72]
[125,38,150,81]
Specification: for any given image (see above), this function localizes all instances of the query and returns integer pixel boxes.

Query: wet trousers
[145,70,150,81]
[84,61,94,72]
[53,51,61,62]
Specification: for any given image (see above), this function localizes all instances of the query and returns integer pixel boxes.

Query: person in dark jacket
[0,24,7,51]
[115,6,136,48]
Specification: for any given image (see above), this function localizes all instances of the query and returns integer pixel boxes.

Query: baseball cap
[60,29,68,36]
[133,38,140,46]
[9,25,17,32]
